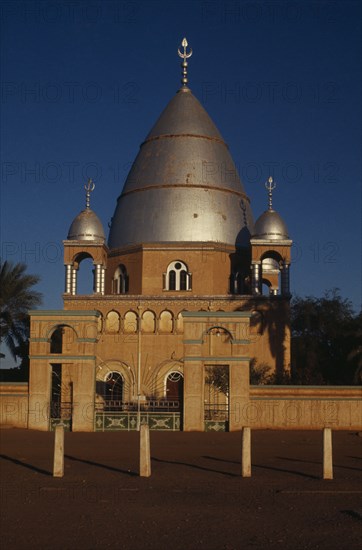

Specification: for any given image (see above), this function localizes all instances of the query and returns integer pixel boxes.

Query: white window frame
[164,260,191,291]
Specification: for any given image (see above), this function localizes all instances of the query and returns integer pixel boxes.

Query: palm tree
[0,260,42,360]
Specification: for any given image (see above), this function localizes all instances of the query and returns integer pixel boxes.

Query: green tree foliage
[250,358,272,385]
[250,358,291,385]
[205,366,229,396]
[0,260,42,365]
[291,289,361,385]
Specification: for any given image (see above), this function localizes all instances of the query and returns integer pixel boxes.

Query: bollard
[139,422,151,477]
[241,427,251,477]
[53,424,64,478]
[323,427,333,480]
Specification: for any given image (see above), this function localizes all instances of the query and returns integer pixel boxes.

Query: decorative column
[251,262,261,295]
[94,264,100,293]
[100,266,105,295]
[71,267,77,295]
[65,265,77,295]
[65,265,73,294]
[94,264,104,294]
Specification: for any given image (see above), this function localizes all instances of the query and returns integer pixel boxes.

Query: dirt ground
[0,429,361,550]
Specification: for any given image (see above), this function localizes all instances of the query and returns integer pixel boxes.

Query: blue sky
[1,0,361,367]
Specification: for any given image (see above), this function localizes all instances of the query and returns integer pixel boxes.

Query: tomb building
[29,39,292,432]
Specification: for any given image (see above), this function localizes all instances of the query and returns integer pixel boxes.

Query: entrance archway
[165,371,184,408]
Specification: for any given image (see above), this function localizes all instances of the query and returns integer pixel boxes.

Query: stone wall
[1,382,361,431]
[245,386,362,430]
[0,383,29,428]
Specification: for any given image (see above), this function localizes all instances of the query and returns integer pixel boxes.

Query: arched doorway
[165,371,184,410]
[97,371,124,411]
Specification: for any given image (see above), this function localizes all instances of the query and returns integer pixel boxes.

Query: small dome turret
[252,210,289,240]
[252,177,289,241]
[67,180,105,243]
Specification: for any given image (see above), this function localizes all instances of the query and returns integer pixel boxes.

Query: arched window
[50,325,76,354]
[169,270,176,290]
[50,327,63,354]
[261,257,280,295]
[105,371,124,401]
[164,261,191,291]
[180,270,187,290]
[75,254,94,295]
[96,371,124,411]
[124,311,138,333]
[176,311,186,333]
[105,311,120,333]
[113,264,129,294]
[142,310,156,333]
[159,310,173,333]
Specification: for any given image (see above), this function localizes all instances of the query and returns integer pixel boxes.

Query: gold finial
[178,37,193,87]
[85,178,95,208]
[265,176,276,210]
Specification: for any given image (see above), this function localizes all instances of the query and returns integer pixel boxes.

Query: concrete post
[241,427,251,477]
[140,423,151,477]
[53,424,64,478]
[323,427,333,480]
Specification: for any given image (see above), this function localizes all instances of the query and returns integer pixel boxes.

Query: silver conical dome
[108,87,254,249]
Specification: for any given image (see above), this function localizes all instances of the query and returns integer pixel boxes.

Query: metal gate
[50,399,72,431]
[204,365,229,431]
[94,399,182,431]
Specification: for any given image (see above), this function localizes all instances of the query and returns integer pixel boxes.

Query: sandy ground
[0,429,361,550]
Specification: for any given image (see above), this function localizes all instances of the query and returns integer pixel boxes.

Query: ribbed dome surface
[108,87,254,248]
[67,208,105,243]
[252,209,289,241]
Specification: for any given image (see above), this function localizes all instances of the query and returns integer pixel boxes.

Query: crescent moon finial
[265,176,276,210]
[84,178,95,208]
[177,37,193,87]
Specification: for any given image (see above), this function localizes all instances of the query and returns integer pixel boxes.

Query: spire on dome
[108,44,254,249]
[178,37,193,87]
[252,177,289,241]
[265,176,276,211]
[67,179,105,243]
[85,178,95,209]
